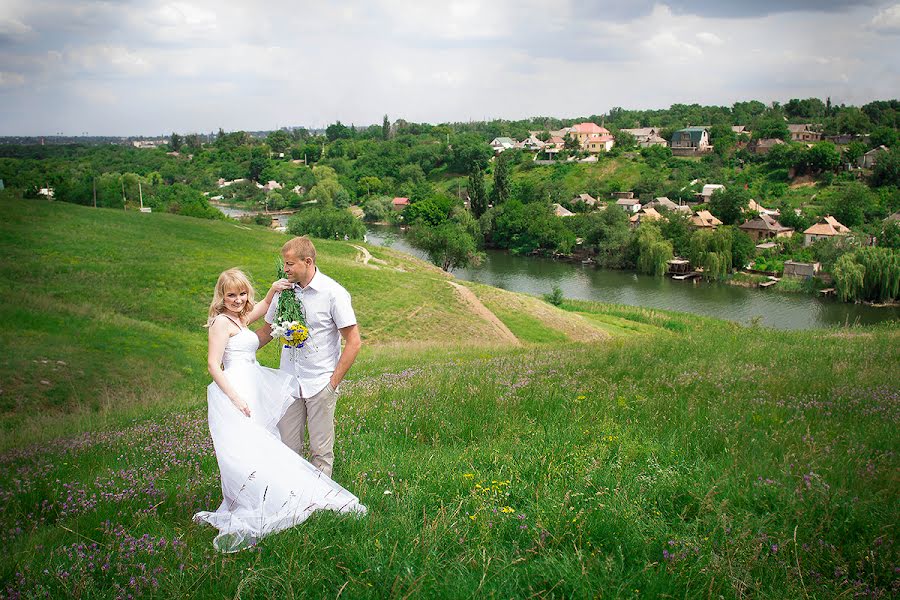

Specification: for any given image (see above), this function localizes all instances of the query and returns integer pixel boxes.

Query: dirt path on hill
[351,244,389,269]
[447,281,520,345]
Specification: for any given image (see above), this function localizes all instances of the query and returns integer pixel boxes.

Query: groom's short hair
[282,236,316,262]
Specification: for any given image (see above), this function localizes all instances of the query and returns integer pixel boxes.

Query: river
[363,225,898,330]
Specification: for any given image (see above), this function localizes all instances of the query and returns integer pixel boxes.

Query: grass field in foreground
[1,196,898,598]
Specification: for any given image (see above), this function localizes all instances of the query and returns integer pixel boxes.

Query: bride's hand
[231,397,251,417]
[271,278,292,293]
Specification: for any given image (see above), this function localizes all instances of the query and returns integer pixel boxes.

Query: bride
[194,268,366,552]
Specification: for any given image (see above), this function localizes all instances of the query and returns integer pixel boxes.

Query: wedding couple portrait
[193,235,366,552]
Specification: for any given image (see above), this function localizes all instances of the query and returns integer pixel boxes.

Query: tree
[382,115,390,141]
[844,141,868,166]
[729,226,756,270]
[183,133,203,152]
[709,186,749,226]
[584,206,633,268]
[563,133,580,151]
[832,253,866,302]
[871,148,900,188]
[635,224,673,276]
[490,153,510,207]
[659,210,694,258]
[689,228,733,280]
[869,126,897,149]
[404,195,454,227]
[362,196,393,223]
[468,163,487,218]
[613,130,637,151]
[879,220,900,249]
[804,141,841,173]
[408,220,483,272]
[449,134,492,173]
[170,132,182,152]
[828,182,875,228]
[287,207,365,240]
[267,130,292,155]
[248,146,270,181]
[325,121,351,142]
[752,118,789,141]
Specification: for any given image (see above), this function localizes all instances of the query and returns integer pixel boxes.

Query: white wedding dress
[193,321,366,552]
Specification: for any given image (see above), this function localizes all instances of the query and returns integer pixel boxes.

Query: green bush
[287,207,365,240]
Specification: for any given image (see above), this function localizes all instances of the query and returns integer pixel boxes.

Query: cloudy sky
[1,0,899,136]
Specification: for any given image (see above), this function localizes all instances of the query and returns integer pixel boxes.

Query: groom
[257,236,361,478]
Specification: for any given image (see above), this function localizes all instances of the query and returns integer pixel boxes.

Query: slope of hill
[1,195,897,598]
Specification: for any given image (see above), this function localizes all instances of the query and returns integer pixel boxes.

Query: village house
[747,199,780,216]
[803,215,850,246]
[392,197,410,211]
[558,122,615,153]
[568,122,608,143]
[552,203,575,217]
[132,140,162,149]
[690,210,723,228]
[583,134,615,153]
[647,197,691,214]
[217,178,249,188]
[731,125,749,135]
[261,180,283,192]
[536,135,565,158]
[517,134,546,151]
[615,198,642,213]
[697,184,725,203]
[489,137,516,153]
[787,124,821,143]
[630,207,663,226]
[621,127,667,147]
[670,127,711,153]
[749,138,785,155]
[738,214,795,241]
[858,145,889,169]
[783,261,821,279]
[573,193,598,208]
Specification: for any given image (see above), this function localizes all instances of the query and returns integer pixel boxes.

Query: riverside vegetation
[0,196,898,598]
[2,99,898,303]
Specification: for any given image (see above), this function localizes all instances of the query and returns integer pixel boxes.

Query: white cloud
[0,1,898,134]
[642,32,703,61]
[0,16,32,39]
[0,71,25,87]
[870,3,900,33]
[66,45,153,76]
[697,31,724,45]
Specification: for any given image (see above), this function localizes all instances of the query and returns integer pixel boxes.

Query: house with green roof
[671,127,711,151]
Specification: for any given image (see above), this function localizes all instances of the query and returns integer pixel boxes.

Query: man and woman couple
[194,236,366,552]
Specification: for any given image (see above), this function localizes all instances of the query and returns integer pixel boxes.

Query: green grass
[1,197,898,598]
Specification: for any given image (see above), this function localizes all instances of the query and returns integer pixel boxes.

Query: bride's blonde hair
[206,268,256,327]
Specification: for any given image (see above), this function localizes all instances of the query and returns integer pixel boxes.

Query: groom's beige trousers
[277,382,338,477]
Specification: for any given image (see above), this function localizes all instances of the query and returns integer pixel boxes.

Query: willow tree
[851,246,900,302]
[688,228,732,281]
[833,253,866,302]
[635,224,674,276]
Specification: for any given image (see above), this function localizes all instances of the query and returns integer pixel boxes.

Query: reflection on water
[365,225,898,330]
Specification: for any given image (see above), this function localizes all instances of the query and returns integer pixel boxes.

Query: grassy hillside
[1,196,898,598]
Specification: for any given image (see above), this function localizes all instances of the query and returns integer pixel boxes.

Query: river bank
[364,224,899,330]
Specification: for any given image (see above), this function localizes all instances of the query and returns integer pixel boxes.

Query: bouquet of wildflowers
[272,259,309,351]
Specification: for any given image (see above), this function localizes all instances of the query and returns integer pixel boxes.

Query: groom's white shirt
[264,268,356,398]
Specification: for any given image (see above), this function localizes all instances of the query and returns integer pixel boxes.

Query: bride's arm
[245,279,291,324]
[207,317,251,417]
